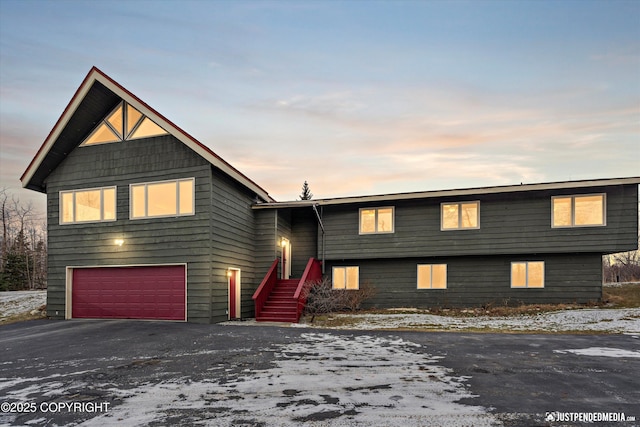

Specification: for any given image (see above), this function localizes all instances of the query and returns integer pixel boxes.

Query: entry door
[281,239,292,279]
[228,269,240,319]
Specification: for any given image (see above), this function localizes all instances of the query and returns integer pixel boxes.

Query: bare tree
[0,189,47,290]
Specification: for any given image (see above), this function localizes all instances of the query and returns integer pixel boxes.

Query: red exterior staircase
[253,258,323,323]
[255,279,299,322]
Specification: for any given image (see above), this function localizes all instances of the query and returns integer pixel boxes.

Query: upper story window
[81,101,168,146]
[130,178,195,219]
[417,264,447,289]
[441,201,480,230]
[511,261,544,288]
[552,194,606,228]
[60,187,116,224]
[332,266,359,290]
[360,207,394,234]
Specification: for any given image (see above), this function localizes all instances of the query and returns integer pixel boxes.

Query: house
[21,67,640,323]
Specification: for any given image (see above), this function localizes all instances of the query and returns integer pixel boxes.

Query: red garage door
[72,265,186,321]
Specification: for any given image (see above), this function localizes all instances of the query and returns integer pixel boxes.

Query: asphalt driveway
[1,320,639,426]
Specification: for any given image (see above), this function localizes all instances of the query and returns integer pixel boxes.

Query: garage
[71,265,186,321]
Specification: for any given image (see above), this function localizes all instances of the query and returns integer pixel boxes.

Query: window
[511,262,544,288]
[332,266,359,290]
[60,187,116,224]
[360,207,394,234]
[130,178,194,219]
[552,194,605,227]
[81,101,168,146]
[441,201,479,230]
[417,264,447,289]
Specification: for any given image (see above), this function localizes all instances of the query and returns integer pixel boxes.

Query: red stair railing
[252,259,279,319]
[293,258,322,322]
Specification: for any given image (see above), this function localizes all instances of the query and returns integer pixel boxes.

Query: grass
[602,282,640,308]
[0,304,47,326]
[302,283,640,328]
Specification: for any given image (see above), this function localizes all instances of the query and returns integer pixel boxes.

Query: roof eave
[21,67,275,202]
[252,176,640,209]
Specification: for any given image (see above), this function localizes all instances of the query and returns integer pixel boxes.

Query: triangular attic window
[81,101,168,146]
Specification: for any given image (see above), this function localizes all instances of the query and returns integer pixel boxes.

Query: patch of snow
[80,333,499,426]
[294,308,640,334]
[0,291,46,319]
[554,347,640,358]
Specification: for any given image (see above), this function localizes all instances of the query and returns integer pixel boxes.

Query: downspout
[312,204,325,274]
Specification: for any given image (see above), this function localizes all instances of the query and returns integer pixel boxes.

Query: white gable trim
[21,67,273,202]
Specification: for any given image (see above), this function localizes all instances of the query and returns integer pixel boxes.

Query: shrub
[302,277,377,321]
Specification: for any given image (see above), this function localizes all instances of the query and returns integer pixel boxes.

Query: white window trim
[551,193,607,228]
[59,186,117,225]
[359,206,395,234]
[129,177,195,220]
[332,266,360,290]
[417,264,447,289]
[440,201,480,231]
[510,261,545,288]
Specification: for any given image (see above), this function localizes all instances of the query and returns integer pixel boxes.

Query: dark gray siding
[45,135,213,322]
[254,209,278,282]
[326,253,604,308]
[209,169,259,322]
[290,208,318,277]
[320,185,638,260]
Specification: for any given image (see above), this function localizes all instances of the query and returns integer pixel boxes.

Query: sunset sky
[1,0,638,210]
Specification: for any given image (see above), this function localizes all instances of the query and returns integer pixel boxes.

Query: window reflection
[131,178,195,219]
[60,187,116,224]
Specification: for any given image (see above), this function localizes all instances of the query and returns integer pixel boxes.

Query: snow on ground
[554,347,640,358]
[283,308,640,334]
[0,291,46,320]
[79,333,499,427]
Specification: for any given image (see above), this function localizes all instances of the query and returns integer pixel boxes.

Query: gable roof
[20,66,274,202]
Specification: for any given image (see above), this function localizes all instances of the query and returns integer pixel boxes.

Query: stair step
[256,317,297,323]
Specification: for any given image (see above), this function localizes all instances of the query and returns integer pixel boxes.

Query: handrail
[253,259,279,318]
[294,258,322,322]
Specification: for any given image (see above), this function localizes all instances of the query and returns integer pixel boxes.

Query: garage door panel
[72,265,186,321]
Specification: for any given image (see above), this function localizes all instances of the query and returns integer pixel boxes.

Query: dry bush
[302,277,377,321]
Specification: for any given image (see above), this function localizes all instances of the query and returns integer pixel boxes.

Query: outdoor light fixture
[226,270,233,278]
[114,239,124,246]
[281,238,288,247]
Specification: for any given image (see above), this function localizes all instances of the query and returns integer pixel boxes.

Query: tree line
[1,189,47,291]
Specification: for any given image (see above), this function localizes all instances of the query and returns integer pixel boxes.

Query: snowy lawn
[230,308,640,334]
[0,291,46,322]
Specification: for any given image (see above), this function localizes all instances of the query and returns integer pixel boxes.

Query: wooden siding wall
[46,135,214,323]
[208,168,259,322]
[326,253,604,308]
[319,185,638,260]
[254,210,278,283]
[290,209,318,278]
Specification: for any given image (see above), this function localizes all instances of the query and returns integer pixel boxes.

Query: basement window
[511,262,544,288]
[417,264,447,289]
[333,266,359,290]
[552,194,605,227]
[130,178,195,219]
[60,187,116,224]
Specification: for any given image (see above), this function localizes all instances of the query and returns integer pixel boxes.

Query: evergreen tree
[300,180,313,200]
[1,250,28,290]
